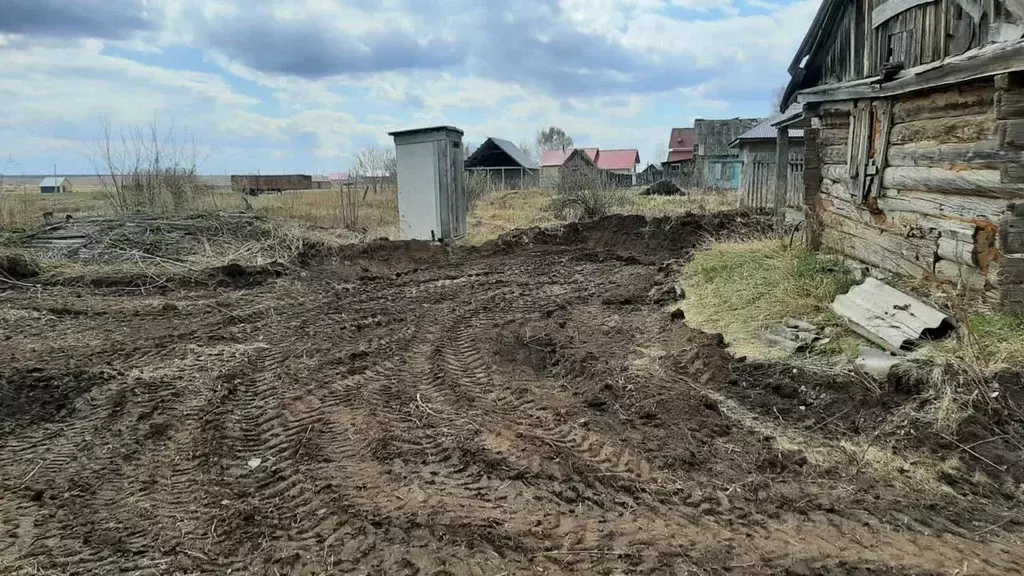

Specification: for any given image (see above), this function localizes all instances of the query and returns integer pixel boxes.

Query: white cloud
[0,0,821,173]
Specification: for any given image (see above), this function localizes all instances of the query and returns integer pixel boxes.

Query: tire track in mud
[3,212,1024,574]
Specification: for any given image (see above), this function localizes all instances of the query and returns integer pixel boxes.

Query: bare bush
[94,119,210,214]
[336,186,364,231]
[465,171,495,209]
[552,167,628,221]
[352,145,397,197]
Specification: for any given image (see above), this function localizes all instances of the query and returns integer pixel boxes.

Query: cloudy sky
[0,0,819,175]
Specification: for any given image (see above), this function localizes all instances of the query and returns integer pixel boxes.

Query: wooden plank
[775,128,789,225]
[996,90,1024,120]
[955,0,984,21]
[892,84,994,123]
[870,100,895,203]
[882,166,1024,197]
[873,0,937,29]
[999,118,1024,148]
[1001,164,1024,183]
[877,189,1009,220]
[886,140,1018,168]
[798,38,1024,104]
[889,114,996,144]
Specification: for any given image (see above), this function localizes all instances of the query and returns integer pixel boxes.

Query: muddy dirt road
[1,213,1023,575]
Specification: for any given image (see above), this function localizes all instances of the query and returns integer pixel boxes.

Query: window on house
[719,163,730,179]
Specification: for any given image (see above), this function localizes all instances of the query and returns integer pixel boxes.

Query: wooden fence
[739,151,805,210]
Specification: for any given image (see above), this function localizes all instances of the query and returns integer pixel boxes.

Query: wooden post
[775,126,789,227]
[501,168,506,190]
[803,117,823,250]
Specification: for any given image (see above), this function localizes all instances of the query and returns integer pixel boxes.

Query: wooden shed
[730,107,805,214]
[782,0,1024,309]
[390,126,466,241]
[693,118,761,189]
[39,177,72,194]
[464,137,539,189]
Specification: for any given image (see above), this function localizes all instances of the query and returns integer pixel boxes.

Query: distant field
[2,175,233,190]
[0,183,399,234]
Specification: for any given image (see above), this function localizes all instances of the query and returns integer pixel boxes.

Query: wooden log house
[780,0,1024,309]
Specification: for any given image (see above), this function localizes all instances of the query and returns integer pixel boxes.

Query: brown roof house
[780,0,1024,309]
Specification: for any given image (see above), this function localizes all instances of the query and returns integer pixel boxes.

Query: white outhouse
[389,126,467,241]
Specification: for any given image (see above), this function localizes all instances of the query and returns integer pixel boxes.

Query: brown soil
[1,213,1022,575]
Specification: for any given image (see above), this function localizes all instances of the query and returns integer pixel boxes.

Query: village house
[464,137,539,189]
[662,127,695,179]
[780,0,1024,310]
[39,176,72,194]
[693,118,761,189]
[729,104,806,213]
[540,147,640,187]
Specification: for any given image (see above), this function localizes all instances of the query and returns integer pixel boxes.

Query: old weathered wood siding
[813,0,1024,86]
[739,142,807,210]
[811,80,1022,296]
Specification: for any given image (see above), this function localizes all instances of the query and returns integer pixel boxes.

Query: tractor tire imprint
[0,213,1022,575]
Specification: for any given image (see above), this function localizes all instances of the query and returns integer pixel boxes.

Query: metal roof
[667,127,694,154]
[595,149,640,171]
[466,137,538,169]
[388,125,463,137]
[540,148,598,167]
[39,177,67,187]
[728,104,805,148]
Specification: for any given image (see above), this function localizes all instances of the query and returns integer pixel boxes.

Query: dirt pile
[0,252,40,281]
[1,214,1022,575]
[490,211,775,261]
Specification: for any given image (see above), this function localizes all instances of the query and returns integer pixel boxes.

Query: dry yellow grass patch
[0,185,400,237]
[680,238,860,360]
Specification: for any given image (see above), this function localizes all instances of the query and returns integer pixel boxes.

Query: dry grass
[0,185,399,237]
[680,238,860,360]
[249,187,398,236]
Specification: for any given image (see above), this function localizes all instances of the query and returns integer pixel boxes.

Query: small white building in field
[39,177,72,194]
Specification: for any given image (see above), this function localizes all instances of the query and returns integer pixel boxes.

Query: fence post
[774,127,789,228]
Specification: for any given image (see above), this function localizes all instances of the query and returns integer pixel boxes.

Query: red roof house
[665,128,694,164]
[539,147,640,186]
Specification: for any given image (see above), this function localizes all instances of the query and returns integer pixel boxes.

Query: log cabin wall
[812,80,1018,298]
[814,0,1024,85]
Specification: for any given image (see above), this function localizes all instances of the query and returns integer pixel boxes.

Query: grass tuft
[681,238,859,359]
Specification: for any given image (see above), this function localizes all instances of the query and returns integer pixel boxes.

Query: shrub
[551,168,628,221]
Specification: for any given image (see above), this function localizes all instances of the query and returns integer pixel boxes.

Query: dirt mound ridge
[489,211,774,261]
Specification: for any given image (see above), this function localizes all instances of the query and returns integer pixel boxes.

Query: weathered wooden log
[996,90,1024,120]
[999,119,1024,149]
[937,236,975,266]
[822,164,850,182]
[881,167,1024,198]
[885,141,1020,169]
[821,145,848,165]
[820,212,936,278]
[819,128,850,146]
[889,114,996,145]
[892,84,995,123]
[934,259,988,290]
[876,189,1009,221]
